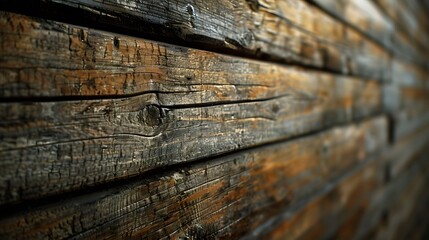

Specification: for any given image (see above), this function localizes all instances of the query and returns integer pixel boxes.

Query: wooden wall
[0,0,429,239]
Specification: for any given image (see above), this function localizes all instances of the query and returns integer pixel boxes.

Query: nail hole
[113,37,120,49]
[186,4,194,16]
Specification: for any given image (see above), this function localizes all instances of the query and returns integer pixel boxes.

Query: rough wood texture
[0,0,391,80]
[0,117,387,239]
[1,0,429,238]
[0,79,380,205]
[0,12,383,205]
[0,11,382,99]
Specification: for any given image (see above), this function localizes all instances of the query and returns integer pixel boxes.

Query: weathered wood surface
[254,122,429,240]
[0,12,383,205]
[306,0,429,65]
[373,0,429,66]
[0,11,383,99]
[355,136,429,240]
[0,1,391,80]
[253,154,385,240]
[0,0,429,238]
[0,117,388,239]
[0,78,381,205]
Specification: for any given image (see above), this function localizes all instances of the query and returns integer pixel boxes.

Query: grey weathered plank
[382,59,429,141]
[0,1,391,80]
[0,117,388,239]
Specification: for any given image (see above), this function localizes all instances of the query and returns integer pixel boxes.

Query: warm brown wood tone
[0,11,382,99]
[374,0,429,63]
[0,117,387,239]
[0,0,391,80]
[307,0,429,65]
[0,0,429,238]
[0,12,383,205]
[260,123,429,240]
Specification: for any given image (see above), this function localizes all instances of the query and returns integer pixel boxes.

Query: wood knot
[137,104,164,127]
[245,0,260,11]
[135,104,168,137]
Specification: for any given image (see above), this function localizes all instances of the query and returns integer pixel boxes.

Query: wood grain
[257,124,429,240]
[0,11,382,99]
[257,153,385,240]
[0,72,381,205]
[0,1,391,80]
[0,117,387,239]
[0,11,384,205]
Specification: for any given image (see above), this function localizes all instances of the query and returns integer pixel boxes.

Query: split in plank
[0,1,391,80]
[0,116,388,239]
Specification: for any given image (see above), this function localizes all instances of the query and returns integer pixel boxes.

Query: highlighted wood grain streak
[258,124,429,240]
[0,0,390,80]
[0,117,387,239]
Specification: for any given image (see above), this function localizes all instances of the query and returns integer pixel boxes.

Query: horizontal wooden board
[355,140,429,240]
[307,0,428,65]
[0,1,391,80]
[0,11,382,99]
[386,120,429,178]
[383,59,429,114]
[256,153,385,240]
[374,0,429,64]
[255,126,429,240]
[0,74,381,205]
[0,117,388,239]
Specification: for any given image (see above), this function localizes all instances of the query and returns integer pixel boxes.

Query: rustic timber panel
[0,0,429,239]
[0,0,392,80]
[0,117,387,239]
[0,11,382,205]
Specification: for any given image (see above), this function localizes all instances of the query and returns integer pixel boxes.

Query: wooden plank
[0,11,383,99]
[254,153,385,240]
[373,0,429,68]
[254,126,429,240]
[387,120,429,178]
[383,59,429,114]
[0,11,384,205]
[355,138,429,240]
[0,1,391,80]
[0,117,388,239]
[307,0,429,65]
[0,72,382,205]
